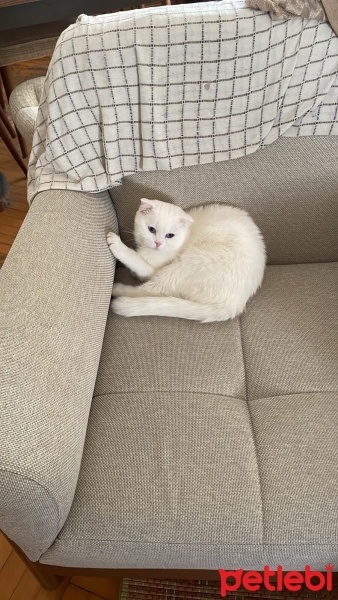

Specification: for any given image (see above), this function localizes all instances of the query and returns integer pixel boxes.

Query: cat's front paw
[112,283,128,297]
[107,232,123,259]
[111,297,131,316]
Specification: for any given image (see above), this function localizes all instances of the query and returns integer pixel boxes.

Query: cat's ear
[180,212,194,226]
[139,198,156,214]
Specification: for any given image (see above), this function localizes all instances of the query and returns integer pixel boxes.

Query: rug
[120,578,338,599]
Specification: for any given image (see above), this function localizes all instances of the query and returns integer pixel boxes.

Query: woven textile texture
[120,578,338,599]
[37,137,337,569]
[1,139,337,569]
[9,77,44,142]
[40,264,338,570]
[0,190,118,561]
[28,0,338,202]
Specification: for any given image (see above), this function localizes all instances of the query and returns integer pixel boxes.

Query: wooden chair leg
[0,116,27,175]
[0,104,16,138]
[0,66,12,99]
[15,128,28,159]
[0,73,6,110]
[0,65,28,158]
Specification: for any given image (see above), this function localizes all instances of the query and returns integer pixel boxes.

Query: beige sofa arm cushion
[0,189,117,561]
[9,77,45,143]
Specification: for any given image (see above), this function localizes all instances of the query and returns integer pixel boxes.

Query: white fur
[107,199,266,322]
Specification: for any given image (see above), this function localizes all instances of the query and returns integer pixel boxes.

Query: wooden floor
[0,59,121,600]
[0,532,121,600]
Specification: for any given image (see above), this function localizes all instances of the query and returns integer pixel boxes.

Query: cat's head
[134,198,193,253]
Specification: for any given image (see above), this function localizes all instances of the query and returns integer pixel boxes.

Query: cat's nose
[155,241,162,247]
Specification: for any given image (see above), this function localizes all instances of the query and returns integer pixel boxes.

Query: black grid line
[165,9,172,170]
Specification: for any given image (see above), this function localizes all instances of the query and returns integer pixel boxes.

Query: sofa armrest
[0,189,117,561]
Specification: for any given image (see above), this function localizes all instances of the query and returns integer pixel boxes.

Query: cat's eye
[166,233,175,238]
[148,226,156,234]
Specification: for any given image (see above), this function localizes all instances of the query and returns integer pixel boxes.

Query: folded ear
[139,198,157,213]
[180,212,194,225]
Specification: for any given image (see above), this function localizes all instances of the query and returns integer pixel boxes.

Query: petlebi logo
[218,565,334,596]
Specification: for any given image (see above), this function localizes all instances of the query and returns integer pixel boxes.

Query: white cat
[107,199,266,322]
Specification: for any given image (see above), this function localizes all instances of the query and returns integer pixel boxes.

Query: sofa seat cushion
[40,263,338,570]
[242,262,338,399]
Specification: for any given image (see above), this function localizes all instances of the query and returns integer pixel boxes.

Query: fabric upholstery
[241,262,338,400]
[111,136,338,265]
[323,0,338,35]
[250,392,338,546]
[1,135,337,571]
[95,269,246,400]
[0,190,118,561]
[41,392,263,568]
[40,263,338,570]
[9,77,44,143]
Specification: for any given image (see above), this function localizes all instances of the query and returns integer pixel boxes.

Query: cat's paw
[111,297,131,316]
[112,283,128,297]
[107,232,124,260]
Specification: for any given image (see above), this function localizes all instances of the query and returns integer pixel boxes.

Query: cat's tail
[111,296,239,323]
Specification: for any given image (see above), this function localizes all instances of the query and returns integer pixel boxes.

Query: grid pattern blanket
[28,0,338,202]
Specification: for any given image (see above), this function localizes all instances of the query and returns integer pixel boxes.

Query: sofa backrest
[110,136,338,265]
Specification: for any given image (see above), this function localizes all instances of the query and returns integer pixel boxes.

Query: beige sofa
[0,135,337,583]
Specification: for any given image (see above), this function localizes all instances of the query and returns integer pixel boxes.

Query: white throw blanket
[28,0,338,202]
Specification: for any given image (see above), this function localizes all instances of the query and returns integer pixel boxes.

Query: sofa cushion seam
[93,390,246,401]
[49,538,338,546]
[239,314,264,545]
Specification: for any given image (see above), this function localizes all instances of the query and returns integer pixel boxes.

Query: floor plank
[0,533,12,570]
[0,532,121,600]
[71,576,121,600]
[4,206,28,217]
[1,232,15,245]
[0,223,21,235]
[61,584,90,600]
[32,579,69,600]
[9,568,41,600]
[0,550,26,600]
[0,212,26,227]
[0,242,12,254]
[35,588,63,600]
